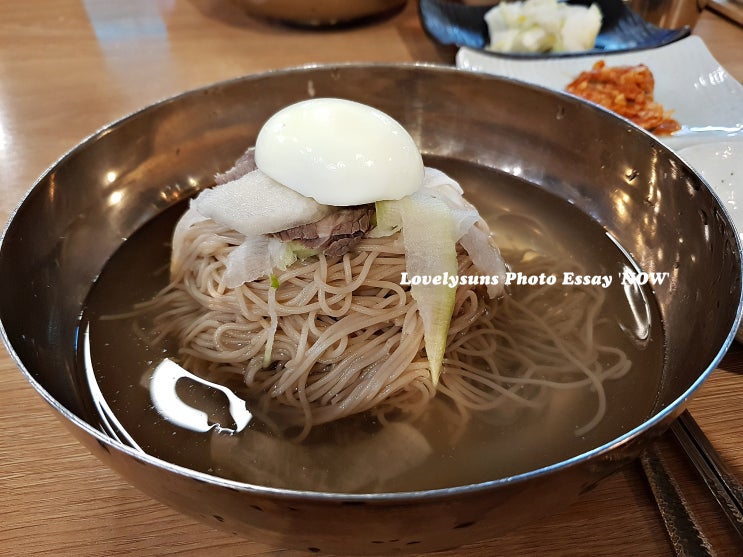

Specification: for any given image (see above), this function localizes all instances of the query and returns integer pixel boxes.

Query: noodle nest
[142,217,631,440]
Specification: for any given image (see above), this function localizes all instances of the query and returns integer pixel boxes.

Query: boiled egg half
[254,98,424,206]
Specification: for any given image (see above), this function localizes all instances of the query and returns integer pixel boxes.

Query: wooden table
[1,2,742,555]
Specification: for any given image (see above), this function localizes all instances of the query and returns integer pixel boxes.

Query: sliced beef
[272,205,375,257]
[215,148,257,185]
[215,148,374,257]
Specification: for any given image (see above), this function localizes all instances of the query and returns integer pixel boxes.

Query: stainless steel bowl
[1,64,740,555]
[232,0,408,26]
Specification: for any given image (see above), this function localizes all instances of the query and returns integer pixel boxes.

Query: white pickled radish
[193,169,331,237]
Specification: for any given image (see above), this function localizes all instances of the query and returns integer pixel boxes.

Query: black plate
[418,0,690,58]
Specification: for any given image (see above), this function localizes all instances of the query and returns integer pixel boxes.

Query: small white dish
[456,36,743,151]
[679,140,741,345]
[678,140,743,239]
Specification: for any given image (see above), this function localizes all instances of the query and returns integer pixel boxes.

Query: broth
[77,157,665,493]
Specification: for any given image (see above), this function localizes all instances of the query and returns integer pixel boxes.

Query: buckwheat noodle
[142,215,631,440]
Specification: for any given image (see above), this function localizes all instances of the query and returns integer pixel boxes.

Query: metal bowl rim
[1,62,740,502]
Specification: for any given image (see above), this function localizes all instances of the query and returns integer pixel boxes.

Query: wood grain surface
[1,2,742,556]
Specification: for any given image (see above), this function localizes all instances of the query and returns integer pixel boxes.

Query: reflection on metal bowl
[0,64,740,555]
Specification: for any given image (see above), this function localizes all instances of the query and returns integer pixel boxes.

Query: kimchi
[565,60,680,136]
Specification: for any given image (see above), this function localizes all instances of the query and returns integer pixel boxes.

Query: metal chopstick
[640,445,716,556]
[671,410,743,541]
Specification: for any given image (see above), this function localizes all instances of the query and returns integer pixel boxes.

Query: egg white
[254,98,424,206]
